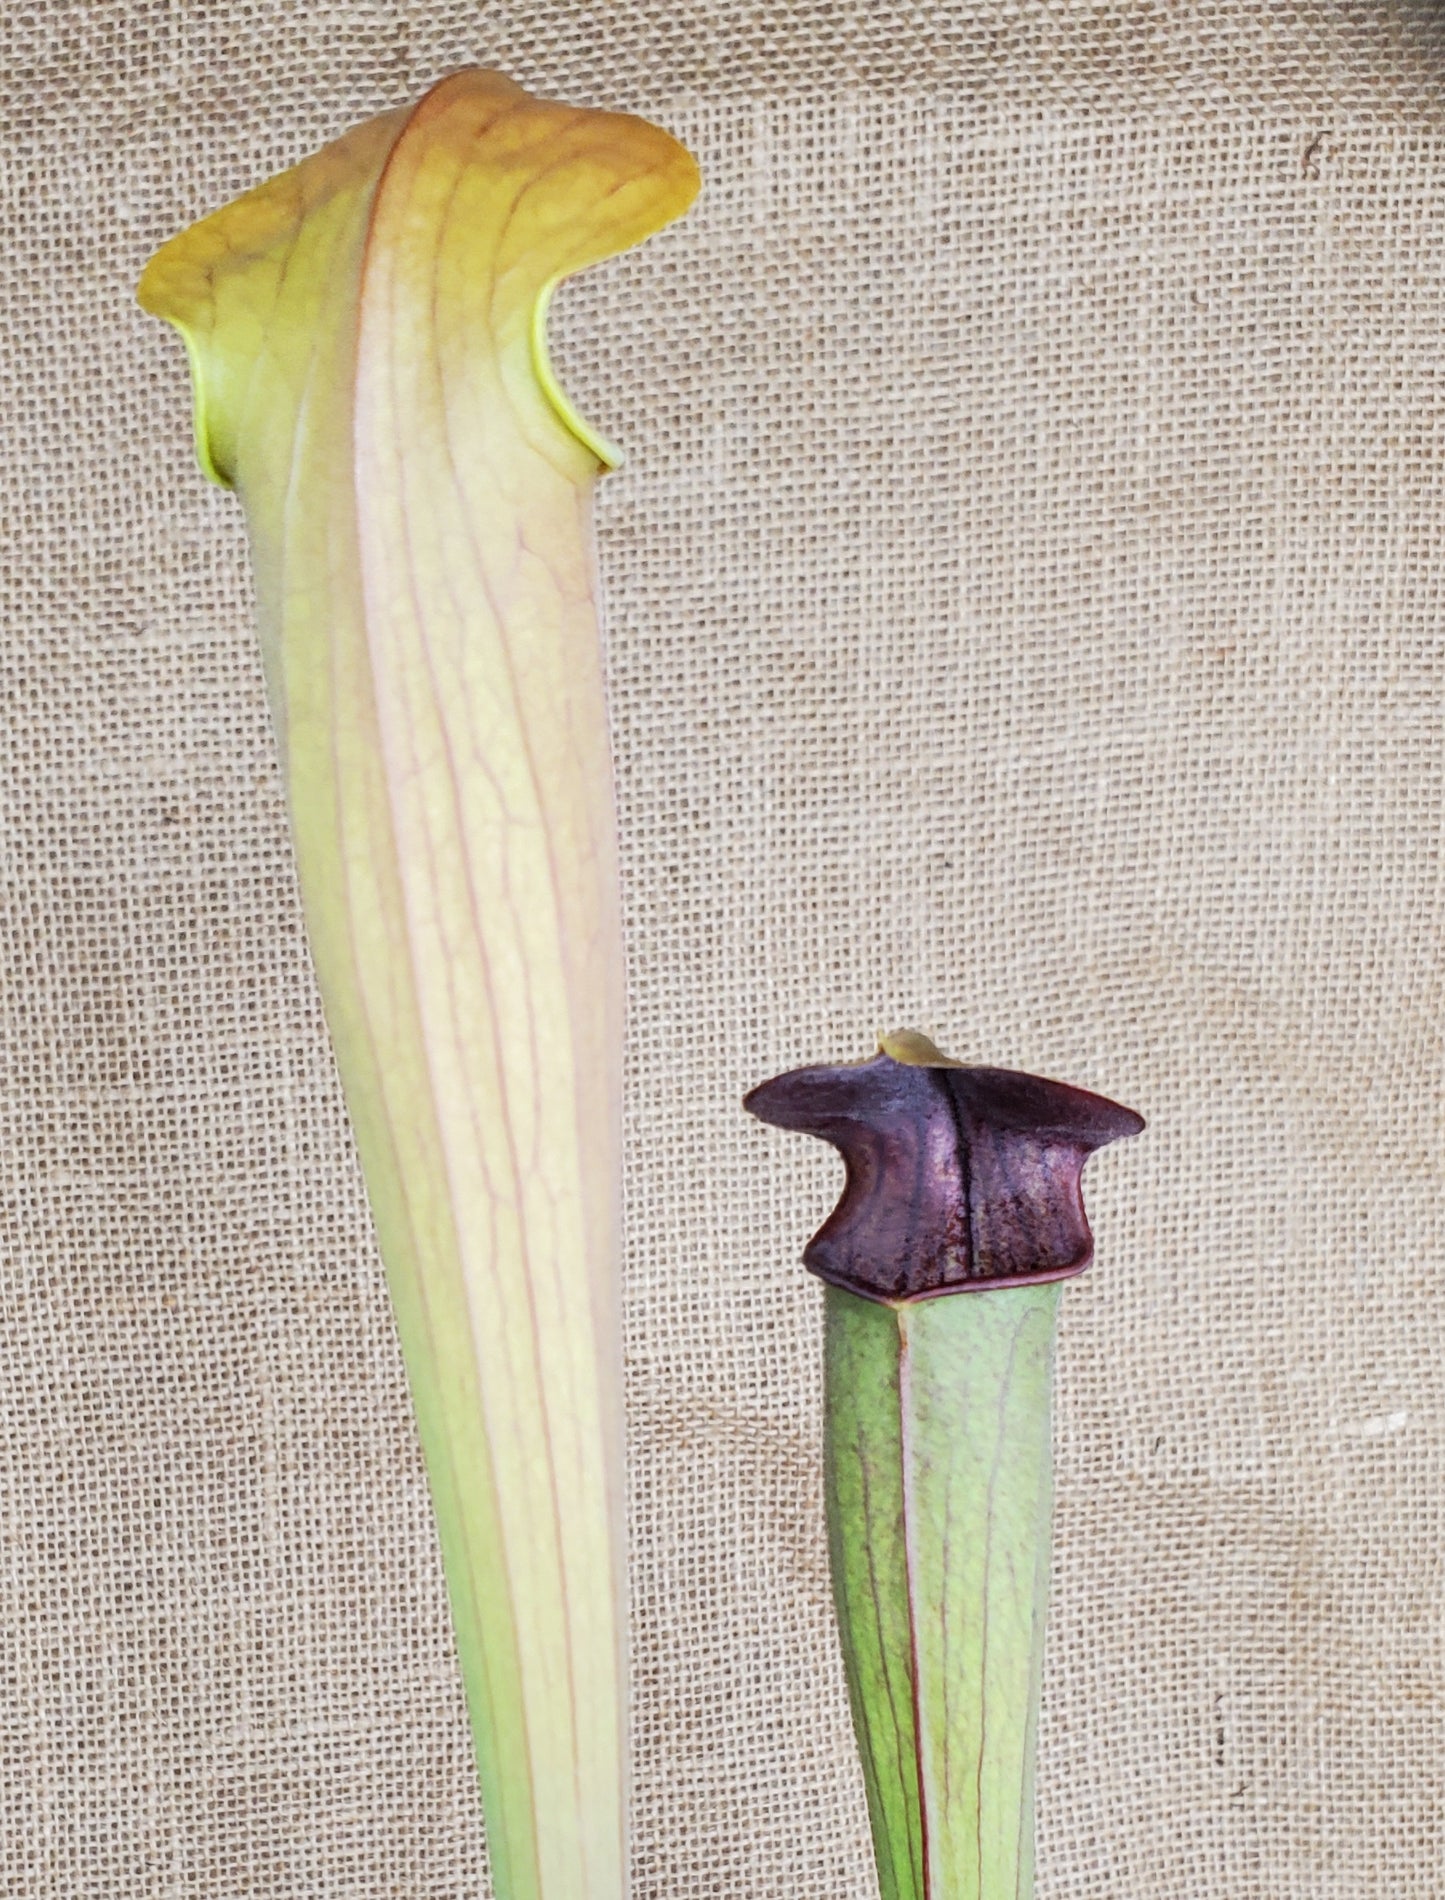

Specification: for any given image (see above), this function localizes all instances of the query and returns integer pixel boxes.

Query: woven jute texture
[5,3,1444,1895]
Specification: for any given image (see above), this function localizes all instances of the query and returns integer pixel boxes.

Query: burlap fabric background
[5,3,1444,1894]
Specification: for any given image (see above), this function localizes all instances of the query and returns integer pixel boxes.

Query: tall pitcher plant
[138,70,699,1900]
